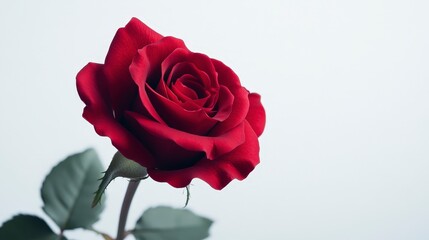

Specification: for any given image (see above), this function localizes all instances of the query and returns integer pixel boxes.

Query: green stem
[116,180,140,240]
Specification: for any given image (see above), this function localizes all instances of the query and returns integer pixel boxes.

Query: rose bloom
[77,18,265,190]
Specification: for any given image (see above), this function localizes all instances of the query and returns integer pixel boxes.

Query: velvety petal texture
[76,18,265,190]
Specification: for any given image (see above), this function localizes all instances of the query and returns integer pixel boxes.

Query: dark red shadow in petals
[103,18,163,113]
[124,111,245,160]
[148,121,260,190]
[124,111,203,169]
[129,37,187,124]
[76,63,156,168]
[247,93,266,137]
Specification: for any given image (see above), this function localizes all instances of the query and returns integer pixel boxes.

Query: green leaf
[92,151,147,207]
[41,148,105,230]
[0,214,66,240]
[132,206,213,240]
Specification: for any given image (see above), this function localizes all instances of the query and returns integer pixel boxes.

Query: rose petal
[166,62,212,90]
[129,36,187,123]
[76,63,155,168]
[124,111,245,160]
[172,76,201,100]
[155,76,179,101]
[209,85,234,121]
[103,18,163,113]
[208,59,250,136]
[145,86,218,134]
[123,113,204,169]
[161,50,218,87]
[164,61,214,109]
[77,63,111,112]
[211,58,242,89]
[247,93,266,137]
[148,121,260,190]
[208,85,249,135]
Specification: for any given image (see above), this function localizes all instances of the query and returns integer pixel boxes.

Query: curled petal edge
[247,93,266,137]
[124,111,246,160]
[76,63,156,168]
[148,120,260,190]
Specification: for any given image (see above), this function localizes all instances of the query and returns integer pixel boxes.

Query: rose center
[172,74,208,100]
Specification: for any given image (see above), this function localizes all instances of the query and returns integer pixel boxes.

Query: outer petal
[148,121,260,190]
[246,93,266,137]
[103,18,163,112]
[76,63,111,113]
[124,111,245,160]
[76,63,155,168]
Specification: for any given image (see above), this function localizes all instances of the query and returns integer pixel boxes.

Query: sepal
[93,151,148,207]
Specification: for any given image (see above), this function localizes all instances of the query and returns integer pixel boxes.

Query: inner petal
[166,61,211,88]
[155,77,179,102]
[172,75,200,100]
[145,86,219,135]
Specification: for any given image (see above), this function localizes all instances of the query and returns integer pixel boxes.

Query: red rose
[77,18,265,190]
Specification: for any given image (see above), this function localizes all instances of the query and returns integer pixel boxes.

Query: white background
[1,0,429,239]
